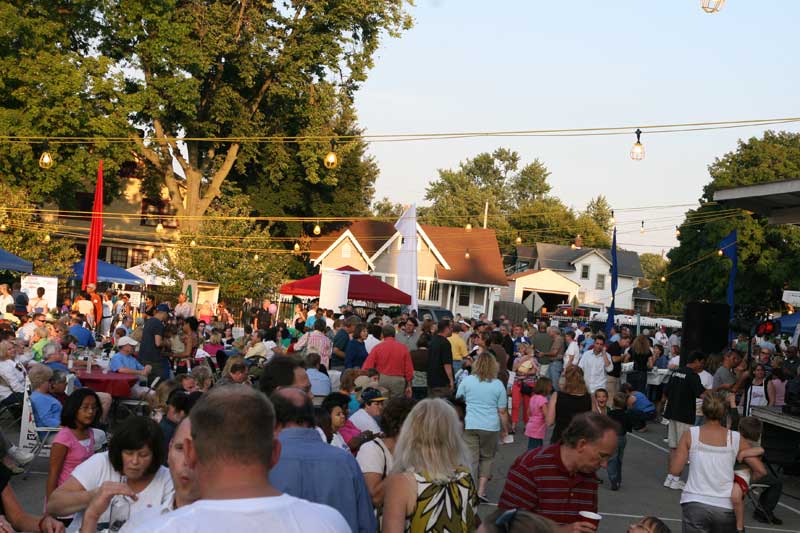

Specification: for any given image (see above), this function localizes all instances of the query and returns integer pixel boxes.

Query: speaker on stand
[680,301,730,366]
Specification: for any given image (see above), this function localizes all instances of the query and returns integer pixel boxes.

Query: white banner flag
[394,205,418,312]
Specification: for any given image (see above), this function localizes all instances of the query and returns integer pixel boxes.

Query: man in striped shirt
[293,320,333,368]
[498,412,618,532]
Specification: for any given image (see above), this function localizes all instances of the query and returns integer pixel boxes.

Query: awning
[279,265,412,305]
[779,313,800,335]
[126,258,176,286]
[72,259,144,285]
[0,248,32,273]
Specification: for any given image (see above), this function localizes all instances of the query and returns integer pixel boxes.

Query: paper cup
[578,511,602,527]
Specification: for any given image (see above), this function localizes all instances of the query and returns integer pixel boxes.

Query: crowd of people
[0,285,798,532]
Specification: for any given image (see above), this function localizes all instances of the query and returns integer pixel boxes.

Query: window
[110,247,128,268]
[595,274,606,290]
[130,249,149,267]
[140,199,178,228]
[341,243,352,259]
[458,287,470,307]
[416,280,440,302]
[98,246,109,262]
[581,264,590,280]
[428,280,440,302]
[473,287,485,306]
[384,275,397,287]
[417,279,428,301]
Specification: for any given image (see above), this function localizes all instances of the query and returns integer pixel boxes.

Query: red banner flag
[82,160,104,289]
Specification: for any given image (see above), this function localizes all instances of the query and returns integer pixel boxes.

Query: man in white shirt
[654,326,670,350]
[364,324,382,354]
[695,368,714,425]
[174,293,193,319]
[563,330,581,368]
[131,386,349,533]
[578,335,613,394]
[348,388,384,434]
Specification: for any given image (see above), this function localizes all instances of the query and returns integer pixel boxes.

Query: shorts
[667,419,692,448]
[733,469,750,495]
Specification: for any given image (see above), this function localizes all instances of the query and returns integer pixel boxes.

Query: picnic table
[76,368,139,397]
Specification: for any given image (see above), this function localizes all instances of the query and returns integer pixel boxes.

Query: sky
[353,0,800,254]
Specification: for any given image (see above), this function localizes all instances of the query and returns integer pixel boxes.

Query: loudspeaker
[680,301,730,364]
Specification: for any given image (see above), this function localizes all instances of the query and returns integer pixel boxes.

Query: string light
[253,253,259,261]
[189,239,197,247]
[640,221,645,234]
[323,140,338,169]
[43,233,50,243]
[660,276,666,282]
[464,249,470,260]
[610,210,616,226]
[701,0,725,13]
[515,236,522,244]
[675,226,681,237]
[0,223,5,232]
[465,223,472,232]
[38,142,54,169]
[293,242,300,253]
[630,129,644,160]
[313,223,321,236]
[718,249,724,256]
[155,223,164,233]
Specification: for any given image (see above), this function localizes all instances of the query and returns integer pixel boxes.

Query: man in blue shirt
[305,351,331,396]
[110,336,153,401]
[68,316,95,348]
[269,388,375,533]
[29,364,61,428]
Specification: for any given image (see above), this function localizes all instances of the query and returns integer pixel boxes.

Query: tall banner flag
[82,160,104,289]
[605,227,618,336]
[394,205,419,312]
[718,230,737,340]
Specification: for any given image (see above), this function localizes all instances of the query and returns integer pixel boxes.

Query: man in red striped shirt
[498,412,618,532]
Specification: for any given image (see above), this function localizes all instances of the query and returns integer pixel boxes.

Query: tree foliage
[0,0,411,229]
[421,149,610,254]
[667,131,800,310]
[372,197,405,218]
[0,183,80,279]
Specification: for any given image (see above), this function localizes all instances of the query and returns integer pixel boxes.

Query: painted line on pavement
[601,512,800,532]
[627,432,800,517]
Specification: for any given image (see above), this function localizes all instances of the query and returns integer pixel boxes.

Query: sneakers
[663,476,685,490]
[8,446,34,466]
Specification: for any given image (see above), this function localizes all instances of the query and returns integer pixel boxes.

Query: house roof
[633,287,660,301]
[529,242,644,278]
[309,220,507,287]
[507,269,543,280]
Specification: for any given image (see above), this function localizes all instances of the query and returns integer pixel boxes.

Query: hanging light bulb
[660,276,666,282]
[0,223,6,232]
[293,242,301,253]
[465,223,472,232]
[38,142,54,169]
[630,128,644,161]
[464,249,470,260]
[254,253,259,261]
[313,223,321,236]
[609,210,616,226]
[718,249,724,256]
[515,236,522,245]
[640,221,645,234]
[155,222,164,233]
[675,226,681,237]
[190,239,197,247]
[323,139,338,169]
[43,233,51,243]
[701,0,725,13]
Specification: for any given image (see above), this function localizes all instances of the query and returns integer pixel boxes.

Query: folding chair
[18,382,60,478]
[117,377,161,418]
[745,483,771,517]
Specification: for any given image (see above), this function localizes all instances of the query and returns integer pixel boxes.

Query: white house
[501,269,581,313]
[515,243,644,311]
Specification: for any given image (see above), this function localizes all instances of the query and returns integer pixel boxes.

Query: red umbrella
[279,265,411,305]
[82,160,104,289]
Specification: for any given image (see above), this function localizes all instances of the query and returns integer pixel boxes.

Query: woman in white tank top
[669,394,763,533]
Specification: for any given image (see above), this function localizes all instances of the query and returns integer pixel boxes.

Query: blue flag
[718,230,737,338]
[605,227,618,336]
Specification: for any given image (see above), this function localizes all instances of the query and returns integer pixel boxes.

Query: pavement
[8,419,800,532]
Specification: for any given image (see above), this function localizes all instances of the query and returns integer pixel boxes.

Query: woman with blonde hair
[456,353,509,502]
[625,334,654,392]
[382,399,478,533]
[190,365,214,392]
[546,365,592,444]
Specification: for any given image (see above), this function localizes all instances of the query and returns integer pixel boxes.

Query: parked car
[416,306,454,323]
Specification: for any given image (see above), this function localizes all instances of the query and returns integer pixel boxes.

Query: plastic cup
[578,511,602,528]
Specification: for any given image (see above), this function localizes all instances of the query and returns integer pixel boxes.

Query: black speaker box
[680,301,730,365]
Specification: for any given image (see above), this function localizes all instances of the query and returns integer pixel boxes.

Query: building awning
[714,178,800,224]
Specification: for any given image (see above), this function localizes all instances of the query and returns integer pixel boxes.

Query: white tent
[126,258,177,286]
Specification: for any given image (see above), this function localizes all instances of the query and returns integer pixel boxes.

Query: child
[607,392,633,491]
[593,388,609,415]
[524,377,552,450]
[732,416,765,533]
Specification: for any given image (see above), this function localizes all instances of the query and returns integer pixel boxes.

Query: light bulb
[465,223,472,231]
[660,276,666,282]
[324,151,338,169]
[254,253,259,261]
[293,242,300,253]
[630,129,644,161]
[675,226,681,237]
[156,223,164,233]
[313,223,321,236]
[701,0,725,13]
[610,210,616,226]
[571,243,577,250]
[464,249,470,260]
[640,221,645,234]
[190,240,196,247]
[718,249,724,256]
[0,223,6,231]
[39,149,54,169]
[44,233,51,243]
[515,236,522,245]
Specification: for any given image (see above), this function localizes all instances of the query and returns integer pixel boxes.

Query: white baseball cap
[117,336,139,348]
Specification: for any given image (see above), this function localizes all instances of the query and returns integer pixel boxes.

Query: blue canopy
[0,248,33,273]
[779,313,800,335]
[72,259,144,285]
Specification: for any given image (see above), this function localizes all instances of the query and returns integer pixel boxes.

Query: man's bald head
[270,387,315,429]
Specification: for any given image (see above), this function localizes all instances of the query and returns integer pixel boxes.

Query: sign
[783,290,800,307]
[470,304,483,320]
[181,280,199,316]
[20,275,58,313]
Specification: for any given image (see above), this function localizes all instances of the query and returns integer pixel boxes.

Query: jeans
[607,434,626,485]
[527,437,543,450]
[753,470,783,514]
[627,370,647,393]
[548,360,564,392]
[681,502,735,533]
[629,409,656,430]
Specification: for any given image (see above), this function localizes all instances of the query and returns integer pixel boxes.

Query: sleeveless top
[681,426,739,509]
[406,467,477,533]
[551,392,592,444]
[772,379,787,407]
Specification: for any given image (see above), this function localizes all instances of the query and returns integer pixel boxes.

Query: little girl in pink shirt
[525,377,553,450]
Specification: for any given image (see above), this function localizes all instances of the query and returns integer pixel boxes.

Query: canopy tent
[126,258,176,286]
[0,248,32,273]
[279,266,412,305]
[72,259,144,285]
[590,312,682,329]
[779,313,800,335]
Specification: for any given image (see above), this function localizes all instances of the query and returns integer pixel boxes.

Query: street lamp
[630,129,645,161]
[39,142,54,169]
[324,140,338,169]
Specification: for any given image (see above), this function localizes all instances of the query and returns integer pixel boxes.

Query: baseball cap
[361,387,387,404]
[117,336,139,348]
[156,303,171,313]
[354,375,372,391]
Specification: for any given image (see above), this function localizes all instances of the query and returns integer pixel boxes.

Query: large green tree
[0,1,411,229]
[667,131,800,310]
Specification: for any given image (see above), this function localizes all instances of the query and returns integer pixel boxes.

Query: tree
[639,253,668,284]
[372,197,405,219]
[667,131,800,310]
[150,193,291,298]
[1,1,412,230]
[0,183,80,279]
[585,195,613,235]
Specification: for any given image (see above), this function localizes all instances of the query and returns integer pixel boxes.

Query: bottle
[86,353,93,373]
[67,352,74,370]
[109,476,131,532]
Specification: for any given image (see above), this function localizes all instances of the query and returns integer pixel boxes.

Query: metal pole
[483,201,489,229]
